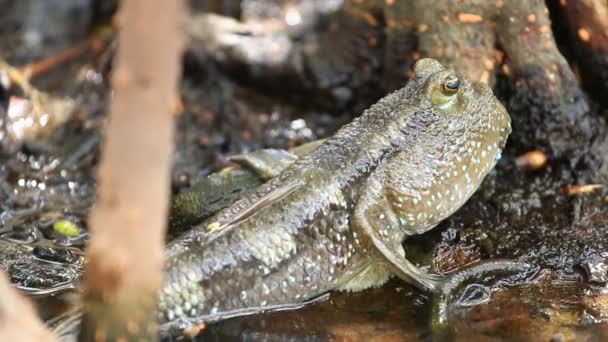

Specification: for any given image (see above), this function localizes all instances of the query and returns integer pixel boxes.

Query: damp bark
[78,0,186,340]
[0,272,56,341]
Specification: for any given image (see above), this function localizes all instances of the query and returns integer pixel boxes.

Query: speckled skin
[159,59,511,334]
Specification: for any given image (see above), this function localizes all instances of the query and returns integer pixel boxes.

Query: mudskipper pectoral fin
[370,235,441,292]
[353,204,442,293]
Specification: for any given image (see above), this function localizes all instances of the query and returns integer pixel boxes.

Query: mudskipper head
[387,58,511,232]
[409,58,511,149]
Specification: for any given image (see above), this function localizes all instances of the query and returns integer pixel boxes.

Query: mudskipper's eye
[432,74,460,109]
[441,75,460,95]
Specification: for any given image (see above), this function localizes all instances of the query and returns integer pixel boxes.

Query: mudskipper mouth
[498,137,507,150]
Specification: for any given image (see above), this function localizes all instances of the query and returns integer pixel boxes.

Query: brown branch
[0,272,56,341]
[78,0,186,340]
[16,35,107,79]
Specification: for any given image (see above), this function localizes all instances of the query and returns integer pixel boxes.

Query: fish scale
[159,58,511,335]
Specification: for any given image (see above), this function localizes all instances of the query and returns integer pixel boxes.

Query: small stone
[577,28,591,42]
[515,150,548,170]
[457,13,483,23]
[580,253,608,283]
